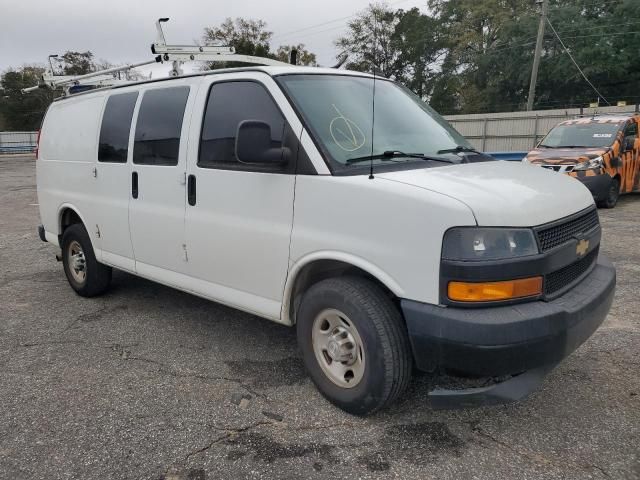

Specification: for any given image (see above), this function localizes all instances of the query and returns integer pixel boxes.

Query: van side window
[98,92,138,163]
[133,87,190,166]
[624,121,638,139]
[198,81,286,169]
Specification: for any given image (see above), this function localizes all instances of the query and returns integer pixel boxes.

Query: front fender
[281,250,405,325]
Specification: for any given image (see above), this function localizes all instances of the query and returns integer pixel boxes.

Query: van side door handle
[132,171,138,199]
[187,174,196,206]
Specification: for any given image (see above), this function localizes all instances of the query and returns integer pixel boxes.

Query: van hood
[376,161,594,227]
[525,146,609,165]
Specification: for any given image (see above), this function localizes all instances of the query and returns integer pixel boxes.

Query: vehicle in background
[523,114,640,208]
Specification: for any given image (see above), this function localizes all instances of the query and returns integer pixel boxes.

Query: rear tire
[61,223,112,297]
[598,177,620,209]
[297,276,412,415]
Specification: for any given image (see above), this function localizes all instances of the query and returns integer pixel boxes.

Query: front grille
[536,208,600,252]
[545,247,599,296]
[541,164,575,173]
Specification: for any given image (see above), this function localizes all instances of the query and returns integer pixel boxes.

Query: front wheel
[297,276,412,415]
[598,177,620,209]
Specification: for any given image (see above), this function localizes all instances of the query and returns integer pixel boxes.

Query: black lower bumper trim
[428,363,557,409]
[402,256,616,377]
[37,225,46,242]
[578,173,612,202]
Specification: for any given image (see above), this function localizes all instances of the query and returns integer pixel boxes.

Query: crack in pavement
[111,347,268,400]
[19,339,86,348]
[161,420,275,477]
[61,303,129,333]
[473,426,611,479]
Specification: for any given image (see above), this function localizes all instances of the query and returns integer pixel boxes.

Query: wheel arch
[282,252,405,326]
[57,204,88,242]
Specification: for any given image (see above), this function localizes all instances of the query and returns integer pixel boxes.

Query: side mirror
[235,120,287,165]
[623,137,635,152]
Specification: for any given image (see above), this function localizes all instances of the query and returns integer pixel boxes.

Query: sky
[0,0,427,78]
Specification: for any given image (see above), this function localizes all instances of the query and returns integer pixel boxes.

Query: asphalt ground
[0,155,638,480]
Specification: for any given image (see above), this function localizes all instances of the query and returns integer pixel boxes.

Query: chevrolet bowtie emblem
[576,239,589,257]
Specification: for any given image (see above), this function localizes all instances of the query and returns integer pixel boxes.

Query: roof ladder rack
[151,17,289,77]
[22,18,292,95]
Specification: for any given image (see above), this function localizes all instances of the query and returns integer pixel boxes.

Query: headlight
[442,227,539,261]
[573,155,603,171]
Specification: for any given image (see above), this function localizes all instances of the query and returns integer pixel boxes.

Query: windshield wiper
[346,150,455,165]
[437,145,483,155]
[540,145,584,148]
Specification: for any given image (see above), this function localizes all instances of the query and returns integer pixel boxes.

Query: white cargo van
[36,67,615,415]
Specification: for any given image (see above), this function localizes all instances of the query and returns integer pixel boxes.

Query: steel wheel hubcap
[68,240,86,283]
[312,308,365,388]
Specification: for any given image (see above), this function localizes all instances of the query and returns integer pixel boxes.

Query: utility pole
[526,0,549,111]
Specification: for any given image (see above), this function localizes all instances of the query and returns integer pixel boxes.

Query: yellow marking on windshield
[329,104,366,152]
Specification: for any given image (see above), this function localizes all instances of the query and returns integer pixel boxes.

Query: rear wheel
[297,276,412,415]
[598,177,620,209]
[61,223,112,297]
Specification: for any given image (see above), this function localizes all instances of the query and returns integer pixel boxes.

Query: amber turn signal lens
[448,277,543,302]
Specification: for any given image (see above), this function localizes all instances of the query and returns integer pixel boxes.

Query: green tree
[0,66,56,130]
[428,0,536,113]
[59,51,95,75]
[202,18,318,69]
[202,18,274,68]
[424,0,640,113]
[391,8,445,98]
[535,0,640,108]
[276,44,317,66]
[335,3,403,77]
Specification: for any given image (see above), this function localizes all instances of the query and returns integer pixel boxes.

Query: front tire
[61,223,112,297]
[598,177,620,209]
[297,276,412,415]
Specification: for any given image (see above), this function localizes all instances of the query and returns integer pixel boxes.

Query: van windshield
[277,74,472,171]
[539,122,622,148]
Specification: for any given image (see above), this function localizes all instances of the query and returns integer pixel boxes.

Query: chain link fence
[0,131,38,154]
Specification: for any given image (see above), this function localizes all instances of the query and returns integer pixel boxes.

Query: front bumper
[575,173,612,202]
[401,256,616,377]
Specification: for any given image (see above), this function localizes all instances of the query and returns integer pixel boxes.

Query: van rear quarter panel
[37,94,107,250]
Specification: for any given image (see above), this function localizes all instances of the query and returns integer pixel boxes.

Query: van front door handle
[132,171,138,199]
[187,174,196,206]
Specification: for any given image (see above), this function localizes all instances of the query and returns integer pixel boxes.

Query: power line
[271,0,416,43]
[273,0,630,45]
[545,18,610,105]
[555,20,640,35]
[560,30,640,41]
[549,0,625,11]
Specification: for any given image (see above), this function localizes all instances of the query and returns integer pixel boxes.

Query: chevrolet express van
[36,67,616,415]
[524,114,640,208]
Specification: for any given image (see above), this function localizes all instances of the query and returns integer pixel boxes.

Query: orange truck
[523,114,640,208]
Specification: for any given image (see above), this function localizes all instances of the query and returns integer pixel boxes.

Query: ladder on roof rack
[151,17,289,77]
[21,60,156,94]
[22,18,291,95]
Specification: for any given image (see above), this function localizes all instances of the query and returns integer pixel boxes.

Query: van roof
[560,113,640,126]
[52,66,376,102]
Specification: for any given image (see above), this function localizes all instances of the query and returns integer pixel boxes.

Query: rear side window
[198,81,286,168]
[98,92,138,163]
[624,121,638,138]
[133,87,190,166]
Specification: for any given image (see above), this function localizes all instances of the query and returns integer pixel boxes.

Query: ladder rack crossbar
[152,44,235,55]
